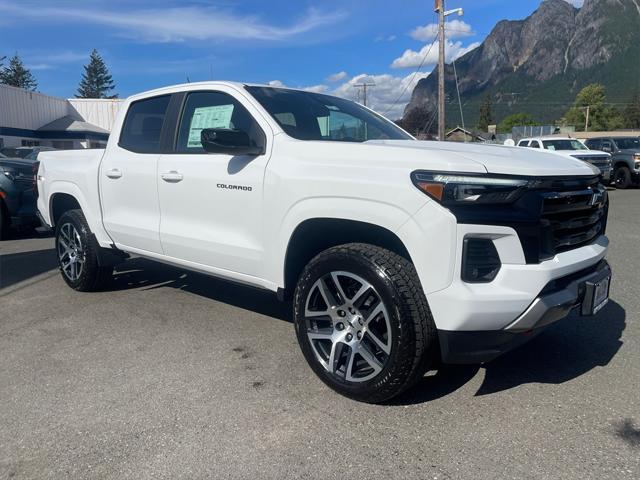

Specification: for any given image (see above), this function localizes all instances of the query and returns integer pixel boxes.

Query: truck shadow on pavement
[111,257,293,322]
[0,248,58,289]
[393,301,626,405]
[112,258,626,407]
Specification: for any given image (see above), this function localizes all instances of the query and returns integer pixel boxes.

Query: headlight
[411,171,530,205]
[634,153,640,162]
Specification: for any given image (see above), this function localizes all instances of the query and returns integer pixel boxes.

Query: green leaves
[0,54,37,91]
[563,83,624,132]
[76,49,117,99]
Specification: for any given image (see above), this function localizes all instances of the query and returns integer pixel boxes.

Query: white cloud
[374,34,397,43]
[391,40,480,69]
[331,72,430,120]
[303,84,329,93]
[0,2,346,43]
[326,71,349,82]
[268,80,285,87]
[27,63,54,71]
[411,19,474,41]
[564,0,584,6]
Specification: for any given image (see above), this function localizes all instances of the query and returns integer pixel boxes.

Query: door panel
[158,89,271,276]
[99,94,171,253]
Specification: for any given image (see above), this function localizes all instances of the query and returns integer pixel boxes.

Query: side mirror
[602,145,612,153]
[201,128,264,156]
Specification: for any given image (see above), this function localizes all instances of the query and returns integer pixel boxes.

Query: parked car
[36,82,611,402]
[584,136,640,189]
[517,137,612,182]
[0,155,40,239]
[0,146,57,161]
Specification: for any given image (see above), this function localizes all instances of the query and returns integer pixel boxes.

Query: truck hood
[553,150,609,157]
[0,157,36,176]
[0,157,36,191]
[366,140,599,177]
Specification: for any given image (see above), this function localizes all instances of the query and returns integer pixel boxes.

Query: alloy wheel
[304,271,393,383]
[57,222,85,281]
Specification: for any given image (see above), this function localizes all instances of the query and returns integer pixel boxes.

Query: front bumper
[439,260,611,364]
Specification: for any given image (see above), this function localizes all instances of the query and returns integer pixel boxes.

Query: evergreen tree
[76,49,117,99]
[0,54,37,91]
[624,92,640,129]
[477,94,493,132]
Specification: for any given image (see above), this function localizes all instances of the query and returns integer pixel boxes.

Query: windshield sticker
[187,104,234,148]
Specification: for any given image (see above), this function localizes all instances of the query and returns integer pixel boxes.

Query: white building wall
[68,98,123,131]
[0,84,69,130]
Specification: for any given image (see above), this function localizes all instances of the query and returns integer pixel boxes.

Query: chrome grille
[571,155,611,169]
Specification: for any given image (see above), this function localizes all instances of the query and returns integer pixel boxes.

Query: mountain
[404,0,640,129]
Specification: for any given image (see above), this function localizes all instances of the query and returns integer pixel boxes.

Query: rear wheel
[613,166,631,189]
[55,210,112,291]
[294,243,437,403]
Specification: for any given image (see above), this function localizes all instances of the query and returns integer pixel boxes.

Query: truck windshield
[245,86,412,142]
[541,139,588,151]
[613,137,640,150]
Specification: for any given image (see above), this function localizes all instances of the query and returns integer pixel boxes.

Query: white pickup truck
[36,82,612,402]
[517,137,612,183]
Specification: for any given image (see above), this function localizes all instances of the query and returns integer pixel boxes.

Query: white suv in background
[517,137,612,182]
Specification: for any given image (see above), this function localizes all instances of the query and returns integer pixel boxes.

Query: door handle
[105,168,122,179]
[160,171,184,183]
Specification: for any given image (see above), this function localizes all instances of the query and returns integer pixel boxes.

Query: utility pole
[435,0,464,141]
[584,105,590,132]
[437,0,446,141]
[354,81,376,107]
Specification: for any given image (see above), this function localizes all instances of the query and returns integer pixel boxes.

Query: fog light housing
[462,237,501,283]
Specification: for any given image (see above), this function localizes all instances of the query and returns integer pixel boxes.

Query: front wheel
[613,166,632,189]
[55,209,112,291]
[293,243,437,403]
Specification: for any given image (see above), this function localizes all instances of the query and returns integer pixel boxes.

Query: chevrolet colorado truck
[36,82,612,402]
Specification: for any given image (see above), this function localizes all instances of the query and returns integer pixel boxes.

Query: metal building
[0,84,122,149]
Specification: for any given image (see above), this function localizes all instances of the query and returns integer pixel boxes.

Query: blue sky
[0,0,584,118]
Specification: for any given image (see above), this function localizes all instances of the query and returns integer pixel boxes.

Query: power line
[452,57,466,140]
[354,81,376,107]
[382,14,438,117]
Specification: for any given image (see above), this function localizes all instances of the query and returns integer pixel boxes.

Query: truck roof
[126,81,312,102]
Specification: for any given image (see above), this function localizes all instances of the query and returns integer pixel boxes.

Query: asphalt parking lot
[1,190,639,480]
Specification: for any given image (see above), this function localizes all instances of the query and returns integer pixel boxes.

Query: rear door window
[119,95,171,153]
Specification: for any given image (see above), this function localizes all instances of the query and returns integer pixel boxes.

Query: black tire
[613,166,632,189]
[293,243,437,403]
[55,209,112,291]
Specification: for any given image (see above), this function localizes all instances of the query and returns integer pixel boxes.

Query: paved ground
[1,190,639,480]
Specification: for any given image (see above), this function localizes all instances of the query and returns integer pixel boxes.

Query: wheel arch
[613,160,631,170]
[45,181,112,246]
[280,217,413,300]
[49,192,82,227]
